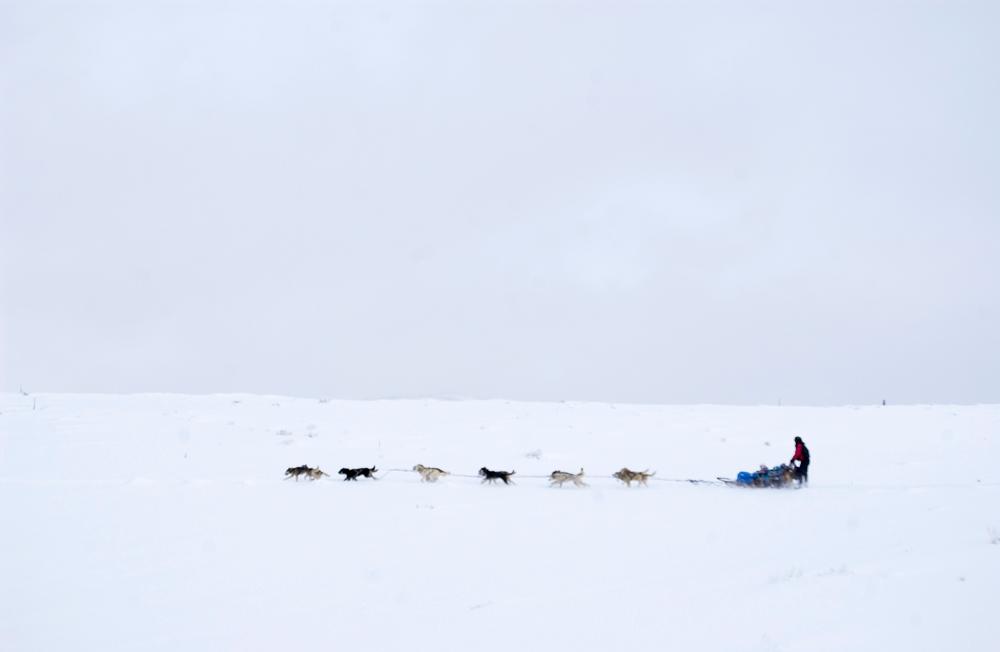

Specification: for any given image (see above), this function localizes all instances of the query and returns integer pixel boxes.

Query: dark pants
[795,463,809,484]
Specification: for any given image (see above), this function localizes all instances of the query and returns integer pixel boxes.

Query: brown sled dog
[613,467,655,487]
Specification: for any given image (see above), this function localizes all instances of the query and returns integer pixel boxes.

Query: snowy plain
[1,393,998,651]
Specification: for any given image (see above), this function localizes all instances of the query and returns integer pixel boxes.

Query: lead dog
[549,468,587,487]
[413,464,450,483]
[284,465,312,481]
[479,467,515,485]
[613,467,655,487]
[339,466,378,481]
[284,465,327,481]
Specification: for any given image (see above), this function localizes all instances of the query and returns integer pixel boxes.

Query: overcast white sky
[2,1,998,404]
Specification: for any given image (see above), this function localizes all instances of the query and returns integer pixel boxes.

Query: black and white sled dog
[549,468,587,487]
[479,467,515,485]
[413,464,450,483]
[339,466,378,481]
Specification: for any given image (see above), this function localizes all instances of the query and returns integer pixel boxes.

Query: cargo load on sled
[718,463,797,488]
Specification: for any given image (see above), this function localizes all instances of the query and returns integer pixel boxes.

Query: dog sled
[717,463,798,489]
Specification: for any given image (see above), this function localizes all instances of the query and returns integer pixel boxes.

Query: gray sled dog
[285,465,326,481]
[413,464,450,483]
[549,468,587,487]
[613,467,655,487]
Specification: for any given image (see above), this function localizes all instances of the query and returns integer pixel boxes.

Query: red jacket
[791,442,809,464]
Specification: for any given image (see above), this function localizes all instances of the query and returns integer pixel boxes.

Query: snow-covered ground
[1,393,997,651]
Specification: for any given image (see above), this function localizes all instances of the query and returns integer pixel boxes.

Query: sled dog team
[285,463,655,487]
[285,439,809,487]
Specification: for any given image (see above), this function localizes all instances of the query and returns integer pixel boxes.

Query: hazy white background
[2,1,998,403]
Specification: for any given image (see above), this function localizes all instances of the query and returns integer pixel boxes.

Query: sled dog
[613,467,655,487]
[549,468,587,487]
[766,464,796,487]
[339,466,378,481]
[479,467,515,485]
[413,464,450,483]
[306,467,330,480]
[284,465,311,481]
